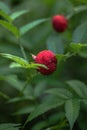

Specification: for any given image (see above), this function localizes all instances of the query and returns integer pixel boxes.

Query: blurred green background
[0,0,87,130]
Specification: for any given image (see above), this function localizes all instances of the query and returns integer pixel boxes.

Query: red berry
[32,50,57,75]
[52,15,68,32]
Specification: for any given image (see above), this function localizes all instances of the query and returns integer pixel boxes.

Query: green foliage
[0,53,28,65]
[13,105,35,115]
[66,80,87,98]
[10,10,29,21]
[65,99,80,130]
[20,18,49,36]
[49,119,68,130]
[69,43,87,58]
[0,10,12,22]
[0,20,19,38]
[31,121,48,130]
[47,34,64,54]
[0,0,87,130]
[0,2,10,13]
[0,53,47,69]
[0,123,20,130]
[25,97,64,124]
[72,21,87,43]
[46,88,72,99]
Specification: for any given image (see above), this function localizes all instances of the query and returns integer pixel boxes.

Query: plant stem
[18,38,28,62]
[18,79,30,96]
[21,79,30,92]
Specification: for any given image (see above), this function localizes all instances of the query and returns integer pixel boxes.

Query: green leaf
[65,99,80,130]
[10,62,22,68]
[70,43,82,54]
[20,18,49,36]
[0,53,47,69]
[26,63,48,69]
[10,10,29,21]
[76,0,87,4]
[25,98,64,124]
[0,91,10,100]
[48,112,65,126]
[5,75,25,91]
[0,2,10,13]
[0,53,28,66]
[0,75,24,91]
[78,45,87,58]
[47,34,64,54]
[72,21,87,43]
[68,5,87,19]
[13,105,35,115]
[74,5,87,13]
[32,121,48,130]
[34,81,47,97]
[50,119,68,130]
[0,10,12,22]
[56,53,70,63]
[10,62,26,69]
[83,99,87,106]
[8,96,34,103]
[0,123,20,130]
[69,43,87,54]
[10,62,47,69]
[46,88,72,99]
[66,80,87,98]
[0,20,20,38]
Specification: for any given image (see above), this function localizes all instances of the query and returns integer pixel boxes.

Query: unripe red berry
[52,15,68,32]
[32,50,57,75]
